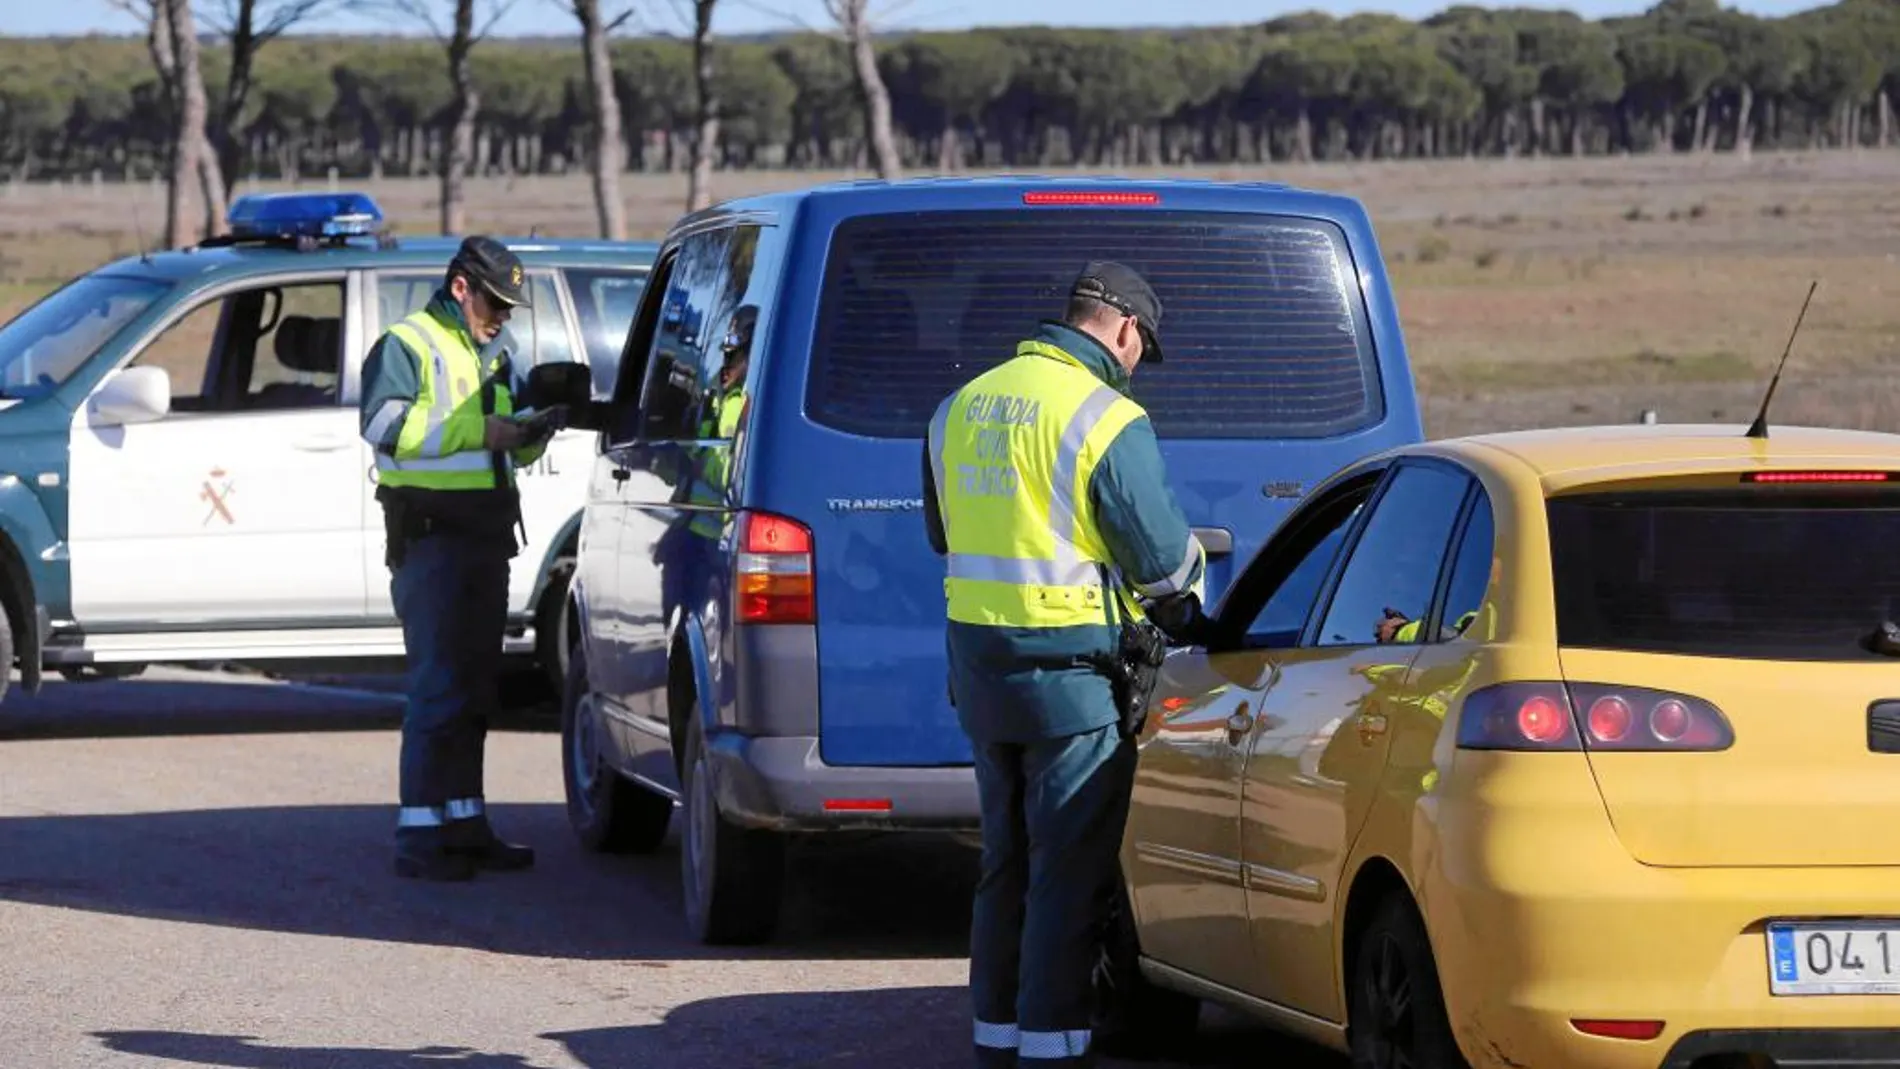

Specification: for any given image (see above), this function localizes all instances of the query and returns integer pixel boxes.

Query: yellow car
[1095,423,1900,1069]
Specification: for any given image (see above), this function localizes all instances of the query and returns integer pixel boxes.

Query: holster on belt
[1091,566,1168,740]
[376,483,522,570]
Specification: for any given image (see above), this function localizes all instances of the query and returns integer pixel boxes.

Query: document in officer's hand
[511,405,567,442]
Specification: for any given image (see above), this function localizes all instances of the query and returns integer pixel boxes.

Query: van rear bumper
[703,731,980,832]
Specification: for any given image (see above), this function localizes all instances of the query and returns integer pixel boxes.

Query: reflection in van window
[805,211,1381,440]
[641,225,763,441]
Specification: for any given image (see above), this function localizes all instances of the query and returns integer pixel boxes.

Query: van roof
[666,174,1372,242]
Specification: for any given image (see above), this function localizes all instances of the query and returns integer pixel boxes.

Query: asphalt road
[0,667,1345,1069]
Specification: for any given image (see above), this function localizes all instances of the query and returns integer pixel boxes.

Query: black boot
[394,826,475,882]
[447,815,534,871]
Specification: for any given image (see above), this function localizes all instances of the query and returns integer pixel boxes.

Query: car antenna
[1744,279,1819,440]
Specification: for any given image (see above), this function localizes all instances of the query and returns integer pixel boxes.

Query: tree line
[5,0,1899,241]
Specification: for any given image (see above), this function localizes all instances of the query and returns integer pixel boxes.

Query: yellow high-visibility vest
[929,338,1181,629]
[371,309,519,491]
[687,387,748,537]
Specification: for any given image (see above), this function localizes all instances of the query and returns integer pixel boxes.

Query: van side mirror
[518,360,611,432]
[522,361,593,408]
[89,366,170,426]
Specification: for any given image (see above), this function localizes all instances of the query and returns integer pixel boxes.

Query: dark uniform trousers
[390,527,511,831]
[968,716,1137,1069]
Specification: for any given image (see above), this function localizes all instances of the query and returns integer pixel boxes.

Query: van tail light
[1022,190,1160,206]
[1456,682,1733,752]
[735,510,813,625]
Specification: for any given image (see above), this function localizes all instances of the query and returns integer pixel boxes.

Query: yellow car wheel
[1348,895,1468,1069]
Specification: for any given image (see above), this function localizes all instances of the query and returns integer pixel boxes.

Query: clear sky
[9,0,1834,38]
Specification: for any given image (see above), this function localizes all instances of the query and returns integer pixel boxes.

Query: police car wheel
[1091,867,1199,1056]
[1347,894,1468,1069]
[679,717,783,945]
[561,641,671,853]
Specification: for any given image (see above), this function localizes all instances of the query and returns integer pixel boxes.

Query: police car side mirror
[89,366,170,426]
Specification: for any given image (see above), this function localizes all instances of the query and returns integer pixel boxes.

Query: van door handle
[611,467,630,484]
[1192,527,1232,558]
[293,433,350,452]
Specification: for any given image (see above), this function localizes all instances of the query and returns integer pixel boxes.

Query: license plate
[1768,921,1900,995]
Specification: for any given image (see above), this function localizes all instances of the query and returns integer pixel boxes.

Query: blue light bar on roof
[226,191,385,240]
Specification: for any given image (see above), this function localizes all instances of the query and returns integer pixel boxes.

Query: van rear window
[1548,489,1900,660]
[804,211,1383,439]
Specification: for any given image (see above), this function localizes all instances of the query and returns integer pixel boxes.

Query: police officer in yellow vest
[923,262,1213,1069]
[358,236,560,882]
[685,304,754,540]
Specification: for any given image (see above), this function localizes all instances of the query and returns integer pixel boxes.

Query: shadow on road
[94,988,1345,1069]
[0,802,978,962]
[0,674,554,741]
[549,989,1345,1069]
[94,1033,549,1069]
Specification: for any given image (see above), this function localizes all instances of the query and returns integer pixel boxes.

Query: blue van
[559,176,1424,943]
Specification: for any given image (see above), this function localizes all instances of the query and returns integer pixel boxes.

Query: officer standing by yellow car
[358,235,562,882]
[923,262,1213,1068]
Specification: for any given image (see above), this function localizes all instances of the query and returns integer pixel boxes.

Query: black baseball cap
[1071,261,1164,363]
[449,235,531,308]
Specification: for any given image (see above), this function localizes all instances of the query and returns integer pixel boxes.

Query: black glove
[1146,591,1215,647]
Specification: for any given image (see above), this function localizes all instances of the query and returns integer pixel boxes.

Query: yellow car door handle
[1356,713,1389,742]
[1225,704,1254,746]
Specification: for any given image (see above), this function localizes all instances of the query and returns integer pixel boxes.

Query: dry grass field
[4,149,1899,440]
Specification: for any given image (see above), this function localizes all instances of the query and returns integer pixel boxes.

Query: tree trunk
[1691,98,1708,152]
[150,0,188,247]
[214,0,260,204]
[161,0,226,244]
[938,125,959,171]
[837,0,899,180]
[174,1,226,238]
[441,0,478,234]
[574,0,627,239]
[1734,83,1755,159]
[686,0,717,212]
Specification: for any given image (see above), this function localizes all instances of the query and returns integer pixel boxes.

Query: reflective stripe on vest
[372,310,514,491]
[929,340,1148,629]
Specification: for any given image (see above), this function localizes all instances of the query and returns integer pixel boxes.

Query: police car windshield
[0,275,170,400]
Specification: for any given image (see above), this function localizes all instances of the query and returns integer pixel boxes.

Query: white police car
[0,191,657,702]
